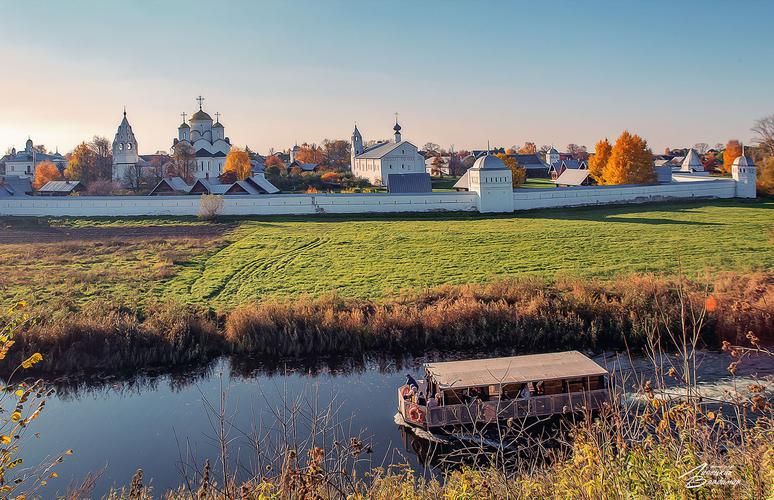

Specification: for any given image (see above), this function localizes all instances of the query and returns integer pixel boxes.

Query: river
[21,349,773,497]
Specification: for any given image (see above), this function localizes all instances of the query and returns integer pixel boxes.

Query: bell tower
[351,124,363,168]
[112,108,139,184]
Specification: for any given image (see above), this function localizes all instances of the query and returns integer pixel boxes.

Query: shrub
[198,194,224,220]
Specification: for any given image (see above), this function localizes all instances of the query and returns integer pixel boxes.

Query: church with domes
[172,96,231,179]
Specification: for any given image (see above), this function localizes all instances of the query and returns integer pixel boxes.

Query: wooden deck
[398,386,609,429]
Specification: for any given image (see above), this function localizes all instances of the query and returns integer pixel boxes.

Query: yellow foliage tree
[32,161,62,189]
[601,131,655,185]
[495,153,527,187]
[722,140,743,175]
[757,156,774,196]
[222,149,252,180]
[588,139,612,184]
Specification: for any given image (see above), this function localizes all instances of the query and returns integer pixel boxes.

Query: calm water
[22,350,773,497]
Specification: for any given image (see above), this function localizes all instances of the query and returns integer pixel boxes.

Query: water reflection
[20,349,771,497]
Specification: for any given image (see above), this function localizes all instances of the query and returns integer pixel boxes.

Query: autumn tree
[722,140,743,175]
[321,139,350,168]
[64,142,97,183]
[496,153,527,187]
[32,160,62,189]
[264,155,284,168]
[754,156,774,196]
[223,149,252,180]
[296,143,325,164]
[518,142,537,154]
[588,139,612,183]
[601,131,655,185]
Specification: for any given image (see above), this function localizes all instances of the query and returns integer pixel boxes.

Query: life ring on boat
[401,386,413,398]
[408,406,425,422]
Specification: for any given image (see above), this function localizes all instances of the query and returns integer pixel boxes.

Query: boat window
[542,379,564,395]
[565,378,586,393]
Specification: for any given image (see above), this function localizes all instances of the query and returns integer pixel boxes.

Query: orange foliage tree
[265,155,284,168]
[588,139,612,183]
[601,131,655,185]
[495,153,527,187]
[722,140,743,175]
[296,144,325,164]
[518,142,537,154]
[32,161,62,189]
[757,156,774,196]
[320,172,342,183]
[223,149,252,180]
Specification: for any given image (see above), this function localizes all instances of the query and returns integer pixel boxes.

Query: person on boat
[417,392,427,406]
[427,394,438,409]
[518,383,531,399]
[405,374,419,391]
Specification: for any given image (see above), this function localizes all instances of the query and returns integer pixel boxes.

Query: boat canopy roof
[424,351,608,389]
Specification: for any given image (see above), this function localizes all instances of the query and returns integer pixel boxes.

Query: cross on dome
[215,112,221,122]
[196,95,205,110]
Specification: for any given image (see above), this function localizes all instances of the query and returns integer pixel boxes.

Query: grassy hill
[162,199,773,307]
[1,199,772,310]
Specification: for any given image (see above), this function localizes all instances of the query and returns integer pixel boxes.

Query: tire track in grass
[220,236,329,303]
[203,236,326,304]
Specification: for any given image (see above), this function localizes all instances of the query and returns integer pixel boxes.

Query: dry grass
[5,272,770,376]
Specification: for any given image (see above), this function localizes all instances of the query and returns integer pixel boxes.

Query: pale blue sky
[1,0,772,154]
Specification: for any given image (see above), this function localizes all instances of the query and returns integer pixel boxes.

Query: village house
[1,139,67,178]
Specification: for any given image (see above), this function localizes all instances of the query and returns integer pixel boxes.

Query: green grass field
[162,199,773,307]
[2,199,771,310]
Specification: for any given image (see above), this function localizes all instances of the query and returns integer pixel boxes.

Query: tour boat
[397,350,610,430]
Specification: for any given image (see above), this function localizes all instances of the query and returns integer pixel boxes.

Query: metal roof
[472,155,509,171]
[245,174,280,194]
[453,170,470,190]
[387,173,432,193]
[356,141,414,159]
[554,169,590,186]
[425,351,607,389]
[38,180,83,193]
[510,154,547,169]
[0,176,32,195]
[680,149,704,172]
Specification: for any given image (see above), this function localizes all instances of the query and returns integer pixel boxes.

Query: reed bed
[4,272,770,376]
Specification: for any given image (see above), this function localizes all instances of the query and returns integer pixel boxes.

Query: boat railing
[400,386,610,428]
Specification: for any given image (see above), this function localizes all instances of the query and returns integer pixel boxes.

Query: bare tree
[172,142,196,182]
[693,143,709,154]
[752,114,774,156]
[566,144,588,160]
[88,136,113,180]
[423,142,441,154]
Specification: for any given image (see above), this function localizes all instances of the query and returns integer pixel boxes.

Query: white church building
[350,119,425,186]
[173,97,231,179]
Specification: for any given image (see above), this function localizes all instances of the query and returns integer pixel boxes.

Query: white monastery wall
[512,179,737,210]
[0,192,479,217]
[0,178,742,217]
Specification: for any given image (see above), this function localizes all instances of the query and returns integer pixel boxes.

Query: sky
[1,0,773,155]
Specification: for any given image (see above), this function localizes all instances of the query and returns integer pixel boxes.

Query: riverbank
[6,271,772,376]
